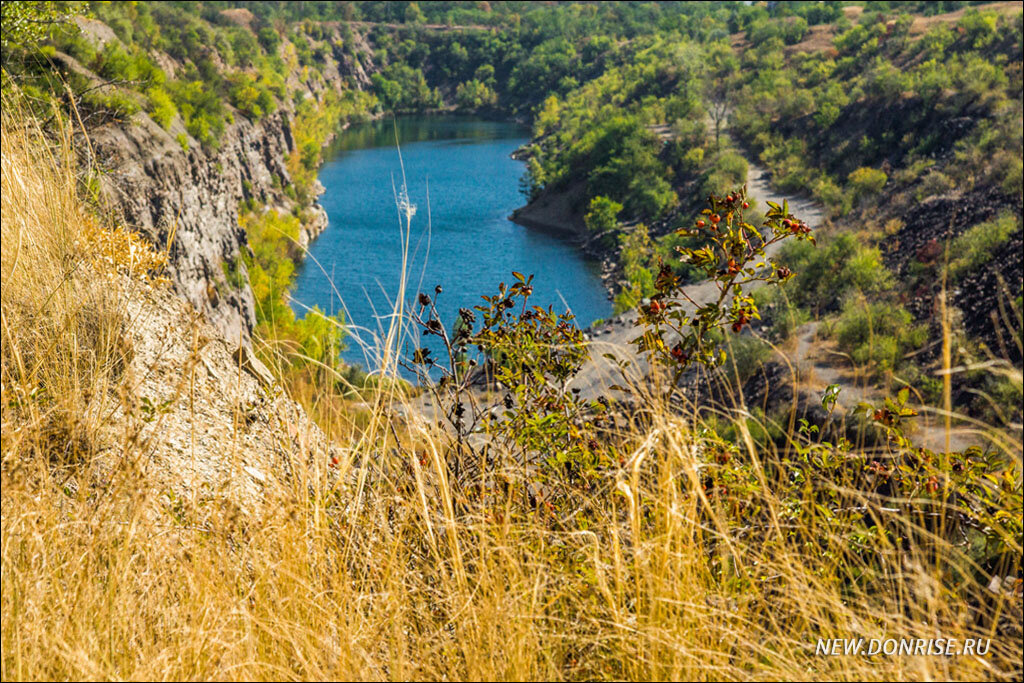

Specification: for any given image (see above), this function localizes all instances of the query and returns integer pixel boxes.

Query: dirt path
[573,161,976,451]
[327,20,496,32]
[788,323,974,451]
[571,160,822,398]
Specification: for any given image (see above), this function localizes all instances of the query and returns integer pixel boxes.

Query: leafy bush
[833,298,926,373]
[240,208,346,373]
[371,64,438,111]
[166,78,226,149]
[778,234,893,313]
[406,274,606,509]
[227,73,277,120]
[847,166,887,202]
[632,188,813,385]
[812,175,849,216]
[1002,155,1023,198]
[614,223,657,313]
[146,87,176,129]
[958,9,999,49]
[725,333,772,384]
[257,26,280,54]
[81,87,139,119]
[949,211,1020,281]
[915,169,955,200]
[583,195,622,234]
[454,79,497,109]
[752,285,809,342]
[702,149,748,196]
[583,115,678,218]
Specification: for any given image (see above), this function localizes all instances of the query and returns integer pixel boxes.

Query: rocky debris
[299,202,330,250]
[95,277,342,510]
[232,344,275,387]
[881,186,1021,358]
[73,16,121,48]
[883,187,1011,280]
[954,226,1023,361]
[218,7,257,31]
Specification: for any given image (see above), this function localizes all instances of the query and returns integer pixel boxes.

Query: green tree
[584,196,622,233]
[405,2,426,25]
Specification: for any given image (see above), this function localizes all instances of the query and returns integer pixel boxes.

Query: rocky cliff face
[63,16,380,345]
[89,108,298,343]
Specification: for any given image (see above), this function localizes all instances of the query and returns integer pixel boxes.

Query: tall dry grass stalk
[1,94,134,469]
[2,99,1022,681]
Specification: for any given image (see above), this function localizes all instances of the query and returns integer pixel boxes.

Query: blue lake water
[290,116,612,375]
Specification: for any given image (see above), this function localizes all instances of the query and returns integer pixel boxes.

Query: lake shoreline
[508,180,624,311]
[296,115,614,372]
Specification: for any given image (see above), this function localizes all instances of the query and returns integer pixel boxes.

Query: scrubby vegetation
[2,2,1022,681]
[239,207,346,378]
[4,102,1021,680]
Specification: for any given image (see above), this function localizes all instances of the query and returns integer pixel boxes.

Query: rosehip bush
[405,273,612,519]
[690,383,1021,586]
[631,187,813,389]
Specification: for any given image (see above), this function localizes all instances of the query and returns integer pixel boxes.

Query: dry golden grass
[2,98,1022,682]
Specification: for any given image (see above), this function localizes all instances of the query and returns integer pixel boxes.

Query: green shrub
[680,145,704,171]
[454,79,497,109]
[915,170,955,200]
[167,79,226,149]
[957,9,998,49]
[146,86,176,129]
[611,223,659,313]
[812,175,849,216]
[227,73,277,120]
[779,234,893,313]
[949,211,1020,281]
[753,285,809,342]
[893,157,935,186]
[82,87,139,119]
[634,188,815,385]
[847,166,887,201]
[240,207,346,373]
[1002,156,1023,198]
[833,298,926,372]
[725,333,772,384]
[703,150,748,196]
[584,196,622,233]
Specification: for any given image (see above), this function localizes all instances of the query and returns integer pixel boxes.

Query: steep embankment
[88,107,304,343]
[62,15,362,344]
[1,106,341,511]
[99,273,341,508]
